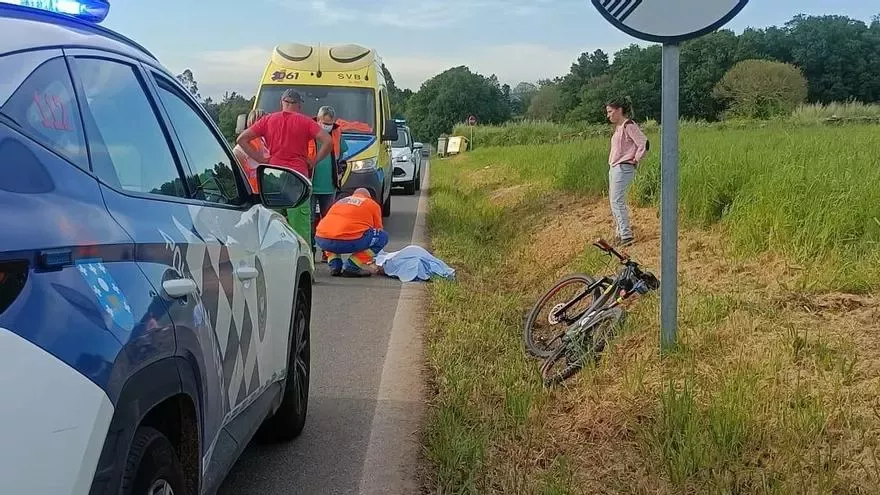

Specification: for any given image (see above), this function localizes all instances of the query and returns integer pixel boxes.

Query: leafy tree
[405,66,511,143]
[176,69,200,99]
[526,83,562,121]
[202,97,221,123]
[382,63,412,119]
[501,83,513,114]
[512,14,880,125]
[713,59,809,119]
[784,15,880,103]
[510,82,538,116]
[679,30,744,120]
[212,92,255,144]
[556,49,611,119]
[566,44,660,123]
[567,74,615,123]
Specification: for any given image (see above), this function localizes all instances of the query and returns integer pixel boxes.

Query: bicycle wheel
[539,344,582,387]
[523,273,605,359]
[540,307,625,387]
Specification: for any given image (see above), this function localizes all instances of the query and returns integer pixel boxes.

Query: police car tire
[259,286,311,442]
[121,426,186,495]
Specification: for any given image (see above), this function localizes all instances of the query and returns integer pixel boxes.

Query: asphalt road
[218,165,428,495]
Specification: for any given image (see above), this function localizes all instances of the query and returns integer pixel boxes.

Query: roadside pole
[588,0,750,354]
[467,114,477,151]
[660,43,679,351]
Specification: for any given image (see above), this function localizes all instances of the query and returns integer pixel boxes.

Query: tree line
[178,14,880,146]
[403,14,880,143]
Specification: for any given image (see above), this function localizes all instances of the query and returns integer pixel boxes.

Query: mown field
[421,120,880,494]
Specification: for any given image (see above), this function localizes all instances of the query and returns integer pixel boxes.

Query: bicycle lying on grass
[523,238,660,386]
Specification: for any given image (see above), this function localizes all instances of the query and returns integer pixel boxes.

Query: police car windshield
[391,128,410,148]
[256,85,375,134]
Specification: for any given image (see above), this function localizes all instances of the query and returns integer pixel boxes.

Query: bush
[713,59,809,119]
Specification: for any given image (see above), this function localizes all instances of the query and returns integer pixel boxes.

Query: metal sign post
[659,43,679,350]
[467,115,477,150]
[589,0,749,353]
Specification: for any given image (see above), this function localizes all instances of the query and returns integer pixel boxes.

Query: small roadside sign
[467,115,477,126]
[589,0,750,352]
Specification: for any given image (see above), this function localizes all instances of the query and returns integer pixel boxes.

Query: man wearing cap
[315,188,389,277]
[236,89,333,245]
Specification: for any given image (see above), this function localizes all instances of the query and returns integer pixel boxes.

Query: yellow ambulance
[241,43,399,217]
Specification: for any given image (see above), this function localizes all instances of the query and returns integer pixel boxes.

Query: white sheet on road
[375,245,455,282]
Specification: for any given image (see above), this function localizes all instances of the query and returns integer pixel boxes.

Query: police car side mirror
[235,114,247,135]
[381,119,398,141]
[258,165,311,209]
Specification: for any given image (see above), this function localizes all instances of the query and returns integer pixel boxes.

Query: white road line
[358,162,430,494]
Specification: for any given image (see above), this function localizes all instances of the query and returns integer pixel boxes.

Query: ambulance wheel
[382,193,391,217]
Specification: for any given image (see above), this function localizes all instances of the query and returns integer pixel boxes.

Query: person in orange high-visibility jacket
[233,109,269,193]
[315,188,388,277]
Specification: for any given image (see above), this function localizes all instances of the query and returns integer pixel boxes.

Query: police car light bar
[0,0,110,23]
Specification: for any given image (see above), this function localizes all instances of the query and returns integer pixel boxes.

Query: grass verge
[421,128,880,493]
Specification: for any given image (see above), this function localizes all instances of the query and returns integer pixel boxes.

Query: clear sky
[102,0,877,100]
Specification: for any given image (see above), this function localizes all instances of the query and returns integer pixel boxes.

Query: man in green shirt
[311,106,349,261]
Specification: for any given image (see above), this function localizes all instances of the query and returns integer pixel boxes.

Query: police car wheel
[121,426,186,495]
[258,286,311,442]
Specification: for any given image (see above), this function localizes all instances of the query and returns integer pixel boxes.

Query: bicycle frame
[548,240,657,344]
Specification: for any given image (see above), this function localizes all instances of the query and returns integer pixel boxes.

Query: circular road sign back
[467,115,477,126]
[591,0,749,44]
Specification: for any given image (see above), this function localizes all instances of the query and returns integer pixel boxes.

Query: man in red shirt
[236,89,333,246]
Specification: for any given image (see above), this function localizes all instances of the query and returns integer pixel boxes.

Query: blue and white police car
[0,1,315,493]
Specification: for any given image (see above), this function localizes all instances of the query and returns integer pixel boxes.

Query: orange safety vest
[234,137,267,194]
[308,123,342,161]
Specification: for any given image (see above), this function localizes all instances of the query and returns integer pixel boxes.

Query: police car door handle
[235,266,259,281]
[162,278,197,298]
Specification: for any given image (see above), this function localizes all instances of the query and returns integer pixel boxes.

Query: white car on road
[390,122,423,195]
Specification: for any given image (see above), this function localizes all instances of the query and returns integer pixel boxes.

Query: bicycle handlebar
[593,238,628,262]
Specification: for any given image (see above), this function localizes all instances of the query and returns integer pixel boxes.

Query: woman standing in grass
[605,97,648,247]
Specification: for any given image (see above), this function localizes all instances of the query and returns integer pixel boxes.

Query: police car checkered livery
[0,2,315,494]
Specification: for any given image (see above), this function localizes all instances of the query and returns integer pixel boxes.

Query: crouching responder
[314,188,388,277]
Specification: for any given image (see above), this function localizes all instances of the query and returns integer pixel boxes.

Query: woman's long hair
[605,96,635,121]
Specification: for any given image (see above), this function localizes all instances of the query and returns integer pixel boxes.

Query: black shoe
[341,268,372,278]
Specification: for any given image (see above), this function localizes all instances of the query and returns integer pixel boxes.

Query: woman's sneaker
[617,236,635,247]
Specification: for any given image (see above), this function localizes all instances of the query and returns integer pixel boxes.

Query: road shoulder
[357,163,430,495]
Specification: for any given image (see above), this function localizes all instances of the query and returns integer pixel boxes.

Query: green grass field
[450,102,880,149]
[421,121,880,493]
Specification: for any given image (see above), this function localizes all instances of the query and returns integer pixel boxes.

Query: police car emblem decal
[77,261,135,331]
